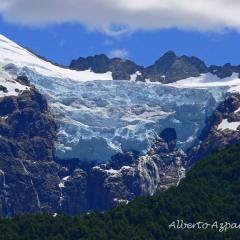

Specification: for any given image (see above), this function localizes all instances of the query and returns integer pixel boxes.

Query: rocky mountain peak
[70,54,110,73]
[144,52,208,83]
[70,51,210,83]
[154,51,177,66]
[209,63,240,79]
[70,54,141,80]
[69,50,240,83]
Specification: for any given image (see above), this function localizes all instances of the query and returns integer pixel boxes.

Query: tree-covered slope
[1,144,240,240]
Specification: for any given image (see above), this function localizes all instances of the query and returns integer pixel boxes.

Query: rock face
[58,137,187,214]
[143,51,208,83]
[188,93,240,164]
[70,52,240,83]
[70,51,208,83]
[209,64,240,79]
[70,54,141,80]
[0,83,60,216]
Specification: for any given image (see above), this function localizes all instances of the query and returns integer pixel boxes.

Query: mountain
[69,51,208,82]
[70,54,142,80]
[1,34,240,215]
[70,51,240,83]
[1,143,240,239]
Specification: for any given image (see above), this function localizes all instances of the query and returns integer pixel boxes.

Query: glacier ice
[10,67,227,162]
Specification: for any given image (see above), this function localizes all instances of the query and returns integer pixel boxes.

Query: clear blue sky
[1,17,240,67]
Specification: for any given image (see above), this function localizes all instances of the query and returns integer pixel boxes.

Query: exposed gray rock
[58,137,187,213]
[0,85,7,93]
[59,169,88,215]
[143,51,208,83]
[70,54,141,80]
[0,85,60,216]
[209,63,240,79]
[69,51,208,83]
[70,52,240,83]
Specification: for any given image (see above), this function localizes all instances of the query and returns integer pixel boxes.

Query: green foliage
[1,144,240,239]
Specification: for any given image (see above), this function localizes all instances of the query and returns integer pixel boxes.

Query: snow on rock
[168,73,240,89]
[0,65,30,98]
[234,107,240,113]
[217,119,240,131]
[59,182,65,188]
[62,176,70,181]
[59,176,71,189]
[113,198,129,204]
[130,71,142,81]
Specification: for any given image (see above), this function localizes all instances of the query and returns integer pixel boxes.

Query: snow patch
[62,176,70,181]
[169,73,240,89]
[130,71,142,81]
[217,119,240,131]
[0,66,30,98]
[59,182,65,188]
[59,176,71,188]
[234,107,240,114]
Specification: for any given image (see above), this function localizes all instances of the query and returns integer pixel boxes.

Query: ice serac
[7,67,227,162]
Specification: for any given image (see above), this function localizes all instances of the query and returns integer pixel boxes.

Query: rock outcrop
[57,135,187,214]
[69,51,208,83]
[143,51,208,83]
[70,52,240,83]
[209,64,240,79]
[70,54,142,80]
[0,81,60,216]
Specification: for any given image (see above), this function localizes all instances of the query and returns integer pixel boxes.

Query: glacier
[0,34,238,163]
[4,66,228,162]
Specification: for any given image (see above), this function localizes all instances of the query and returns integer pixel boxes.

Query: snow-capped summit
[0,34,240,163]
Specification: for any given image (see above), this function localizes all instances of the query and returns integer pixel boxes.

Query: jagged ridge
[70,51,240,83]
